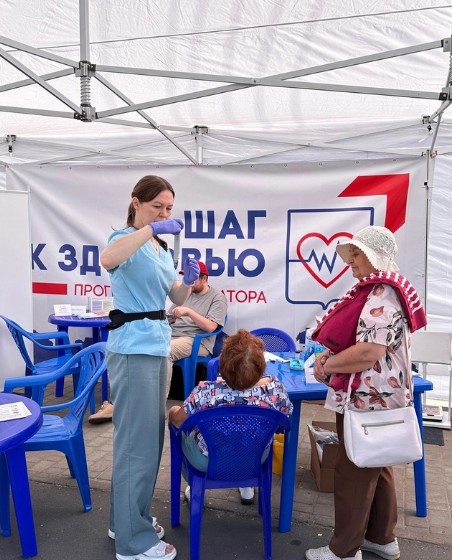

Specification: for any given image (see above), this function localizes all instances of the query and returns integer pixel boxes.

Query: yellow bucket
[272,433,285,475]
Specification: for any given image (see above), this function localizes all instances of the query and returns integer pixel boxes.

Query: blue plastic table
[48,314,110,401]
[0,393,43,557]
[267,358,433,532]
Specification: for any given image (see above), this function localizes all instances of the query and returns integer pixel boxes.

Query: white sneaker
[184,486,190,502]
[362,538,400,560]
[305,545,362,560]
[116,540,176,560]
[238,487,255,505]
[108,517,164,540]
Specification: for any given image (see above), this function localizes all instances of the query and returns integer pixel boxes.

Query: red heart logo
[296,232,353,288]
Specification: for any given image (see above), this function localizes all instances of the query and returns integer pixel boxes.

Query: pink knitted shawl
[311,271,427,392]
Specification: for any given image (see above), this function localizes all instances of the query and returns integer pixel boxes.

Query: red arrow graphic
[338,174,409,232]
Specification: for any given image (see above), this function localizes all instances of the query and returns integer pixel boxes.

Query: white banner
[0,191,33,389]
[7,159,427,346]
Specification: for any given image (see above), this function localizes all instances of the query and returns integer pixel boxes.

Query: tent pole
[79,0,90,61]
[76,0,96,122]
[424,150,434,317]
[193,126,208,165]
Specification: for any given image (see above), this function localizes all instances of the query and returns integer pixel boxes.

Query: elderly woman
[305,226,426,560]
[168,328,293,501]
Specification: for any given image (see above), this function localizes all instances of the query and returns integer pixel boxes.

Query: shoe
[109,517,164,540]
[88,401,113,424]
[305,545,362,560]
[116,540,176,560]
[361,538,400,560]
[239,487,255,505]
[184,486,190,502]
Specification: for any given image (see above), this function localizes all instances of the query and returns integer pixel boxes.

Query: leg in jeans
[167,336,210,397]
[108,352,167,557]
[181,432,209,473]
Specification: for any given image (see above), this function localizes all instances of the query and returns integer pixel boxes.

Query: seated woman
[168,328,293,504]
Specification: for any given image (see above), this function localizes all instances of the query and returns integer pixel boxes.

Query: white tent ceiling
[2,1,452,400]
[1,1,452,165]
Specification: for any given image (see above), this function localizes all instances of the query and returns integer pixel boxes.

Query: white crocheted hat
[336,226,399,272]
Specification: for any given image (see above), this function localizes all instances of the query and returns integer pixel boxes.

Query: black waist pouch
[106,309,166,330]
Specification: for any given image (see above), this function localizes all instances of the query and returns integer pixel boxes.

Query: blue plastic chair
[3,342,107,512]
[206,357,220,381]
[174,324,225,399]
[250,327,296,353]
[169,405,290,560]
[0,315,83,403]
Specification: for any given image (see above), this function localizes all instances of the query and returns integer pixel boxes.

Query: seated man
[167,260,227,396]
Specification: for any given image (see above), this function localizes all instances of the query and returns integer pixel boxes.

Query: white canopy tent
[0,1,451,341]
[1,1,452,166]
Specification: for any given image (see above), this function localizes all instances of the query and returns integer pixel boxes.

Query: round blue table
[48,314,110,343]
[0,393,43,557]
[48,314,110,402]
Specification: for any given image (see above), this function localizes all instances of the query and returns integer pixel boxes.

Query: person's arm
[101,219,183,271]
[168,281,193,306]
[168,257,201,305]
[168,404,188,427]
[100,227,153,270]
[170,306,218,333]
[314,342,386,383]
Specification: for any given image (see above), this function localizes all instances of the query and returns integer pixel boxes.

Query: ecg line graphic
[298,249,340,273]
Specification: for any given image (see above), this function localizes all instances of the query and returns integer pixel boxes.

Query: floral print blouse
[183,376,293,455]
[324,283,411,413]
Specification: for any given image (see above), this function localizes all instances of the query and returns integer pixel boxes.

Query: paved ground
[3,392,452,559]
[2,481,452,560]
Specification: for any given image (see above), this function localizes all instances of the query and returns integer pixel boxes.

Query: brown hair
[219,329,266,390]
[126,175,175,251]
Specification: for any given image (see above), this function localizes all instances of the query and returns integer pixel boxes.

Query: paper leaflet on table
[75,312,100,319]
[88,297,114,315]
[53,303,72,316]
[71,305,87,316]
[0,401,32,422]
[264,351,291,363]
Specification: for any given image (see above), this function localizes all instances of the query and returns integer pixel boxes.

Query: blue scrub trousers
[107,352,167,557]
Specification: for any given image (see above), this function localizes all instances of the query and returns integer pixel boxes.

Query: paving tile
[28,395,452,548]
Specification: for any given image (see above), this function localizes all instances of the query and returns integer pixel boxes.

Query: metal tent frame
[1,0,452,166]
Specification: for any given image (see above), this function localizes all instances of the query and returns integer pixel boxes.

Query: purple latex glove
[182,257,200,286]
[150,219,183,236]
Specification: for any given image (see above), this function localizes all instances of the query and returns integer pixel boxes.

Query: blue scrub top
[105,227,178,356]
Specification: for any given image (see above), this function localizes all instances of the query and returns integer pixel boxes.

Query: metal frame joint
[440,86,452,99]
[191,125,209,136]
[5,134,16,153]
[75,60,96,77]
[79,106,97,122]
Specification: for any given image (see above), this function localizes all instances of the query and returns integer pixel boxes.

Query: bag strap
[344,373,355,408]
[403,320,415,404]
